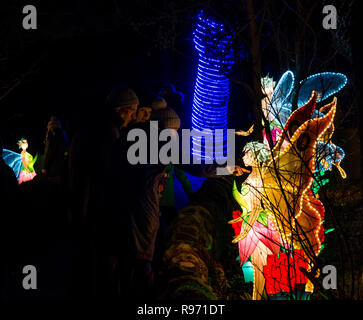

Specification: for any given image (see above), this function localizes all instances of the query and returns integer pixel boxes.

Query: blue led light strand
[191,11,235,160]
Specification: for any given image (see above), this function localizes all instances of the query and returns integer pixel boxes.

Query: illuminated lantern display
[229,149,286,300]
[230,70,348,300]
[3,138,37,184]
[262,70,347,177]
[263,250,312,300]
[191,11,235,161]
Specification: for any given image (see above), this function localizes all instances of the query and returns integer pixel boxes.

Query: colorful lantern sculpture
[191,11,235,161]
[3,138,37,184]
[262,70,347,177]
[230,71,347,300]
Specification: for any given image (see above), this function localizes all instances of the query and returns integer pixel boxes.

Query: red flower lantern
[263,249,309,295]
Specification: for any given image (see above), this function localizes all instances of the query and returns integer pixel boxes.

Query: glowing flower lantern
[263,249,309,297]
[191,11,235,161]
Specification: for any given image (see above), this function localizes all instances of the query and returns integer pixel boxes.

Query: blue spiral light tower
[191,11,235,161]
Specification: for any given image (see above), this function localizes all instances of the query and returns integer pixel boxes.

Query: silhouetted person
[102,106,184,300]
[42,116,68,179]
[67,86,139,298]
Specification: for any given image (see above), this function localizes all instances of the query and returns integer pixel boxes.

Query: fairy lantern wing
[267,71,346,129]
[2,148,23,180]
[272,91,317,156]
[296,72,347,108]
[269,71,295,128]
[261,99,336,255]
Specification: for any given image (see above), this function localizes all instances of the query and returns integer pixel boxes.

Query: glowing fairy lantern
[191,11,235,161]
[230,172,284,300]
[230,69,348,300]
[230,88,347,299]
[3,138,37,184]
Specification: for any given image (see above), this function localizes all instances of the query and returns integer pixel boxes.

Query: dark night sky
[0,4,182,152]
[0,1,261,156]
[0,1,359,157]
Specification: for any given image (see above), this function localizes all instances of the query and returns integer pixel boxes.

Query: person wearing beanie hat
[107,87,139,128]
[151,97,167,111]
[157,83,184,116]
[151,107,181,131]
[135,94,167,124]
[132,96,167,125]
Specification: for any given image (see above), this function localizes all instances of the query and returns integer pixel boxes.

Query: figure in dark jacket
[67,87,139,298]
